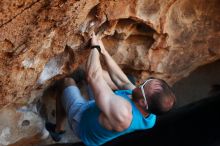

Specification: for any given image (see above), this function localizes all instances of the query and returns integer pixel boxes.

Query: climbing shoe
[45,122,65,142]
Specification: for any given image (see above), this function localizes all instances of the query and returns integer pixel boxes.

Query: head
[132,77,176,115]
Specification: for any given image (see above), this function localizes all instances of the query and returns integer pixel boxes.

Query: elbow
[86,67,102,83]
[86,72,93,83]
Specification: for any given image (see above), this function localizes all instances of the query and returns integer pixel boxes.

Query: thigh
[61,85,88,136]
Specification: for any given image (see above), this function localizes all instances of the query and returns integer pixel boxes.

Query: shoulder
[112,97,133,132]
[100,95,133,132]
[99,108,132,132]
[114,115,132,132]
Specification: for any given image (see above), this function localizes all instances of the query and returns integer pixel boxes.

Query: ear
[138,99,146,108]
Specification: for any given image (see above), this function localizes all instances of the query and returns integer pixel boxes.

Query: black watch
[91,45,101,53]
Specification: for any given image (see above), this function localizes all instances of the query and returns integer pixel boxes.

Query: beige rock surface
[0,104,45,146]
[0,0,220,145]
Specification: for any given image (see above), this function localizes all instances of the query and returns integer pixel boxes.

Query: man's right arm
[99,39,136,90]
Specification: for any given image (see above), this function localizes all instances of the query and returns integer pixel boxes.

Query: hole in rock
[101,18,156,55]
[173,59,220,107]
[21,120,30,127]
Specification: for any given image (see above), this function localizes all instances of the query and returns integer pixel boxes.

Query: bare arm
[99,39,136,90]
[86,33,132,131]
[102,70,118,90]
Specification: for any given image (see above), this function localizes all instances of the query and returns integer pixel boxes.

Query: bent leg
[46,77,87,141]
[59,77,88,137]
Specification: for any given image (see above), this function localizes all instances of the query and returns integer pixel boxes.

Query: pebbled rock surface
[0,0,220,145]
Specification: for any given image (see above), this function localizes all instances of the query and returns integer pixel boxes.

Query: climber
[46,32,176,146]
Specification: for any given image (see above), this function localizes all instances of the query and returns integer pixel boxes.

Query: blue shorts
[61,86,94,137]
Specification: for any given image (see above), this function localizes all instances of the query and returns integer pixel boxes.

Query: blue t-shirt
[78,90,156,146]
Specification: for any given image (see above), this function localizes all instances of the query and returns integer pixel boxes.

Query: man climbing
[46,32,176,146]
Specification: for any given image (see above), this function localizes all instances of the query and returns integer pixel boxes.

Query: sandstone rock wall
[1,0,219,108]
[0,0,220,145]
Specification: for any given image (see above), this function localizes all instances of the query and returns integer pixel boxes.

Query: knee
[62,78,76,89]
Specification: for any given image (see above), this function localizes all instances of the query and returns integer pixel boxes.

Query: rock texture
[0,104,46,145]
[0,0,220,145]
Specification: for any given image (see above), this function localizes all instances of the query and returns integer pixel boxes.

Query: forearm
[86,48,102,83]
[100,41,134,89]
[103,52,130,86]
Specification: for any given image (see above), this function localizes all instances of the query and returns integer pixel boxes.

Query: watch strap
[91,45,101,53]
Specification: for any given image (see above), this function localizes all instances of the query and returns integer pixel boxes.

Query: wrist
[91,45,101,53]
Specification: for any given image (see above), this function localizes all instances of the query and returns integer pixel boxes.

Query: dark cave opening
[173,59,220,107]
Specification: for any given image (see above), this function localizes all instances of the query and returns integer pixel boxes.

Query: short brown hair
[147,78,176,115]
[132,77,176,115]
